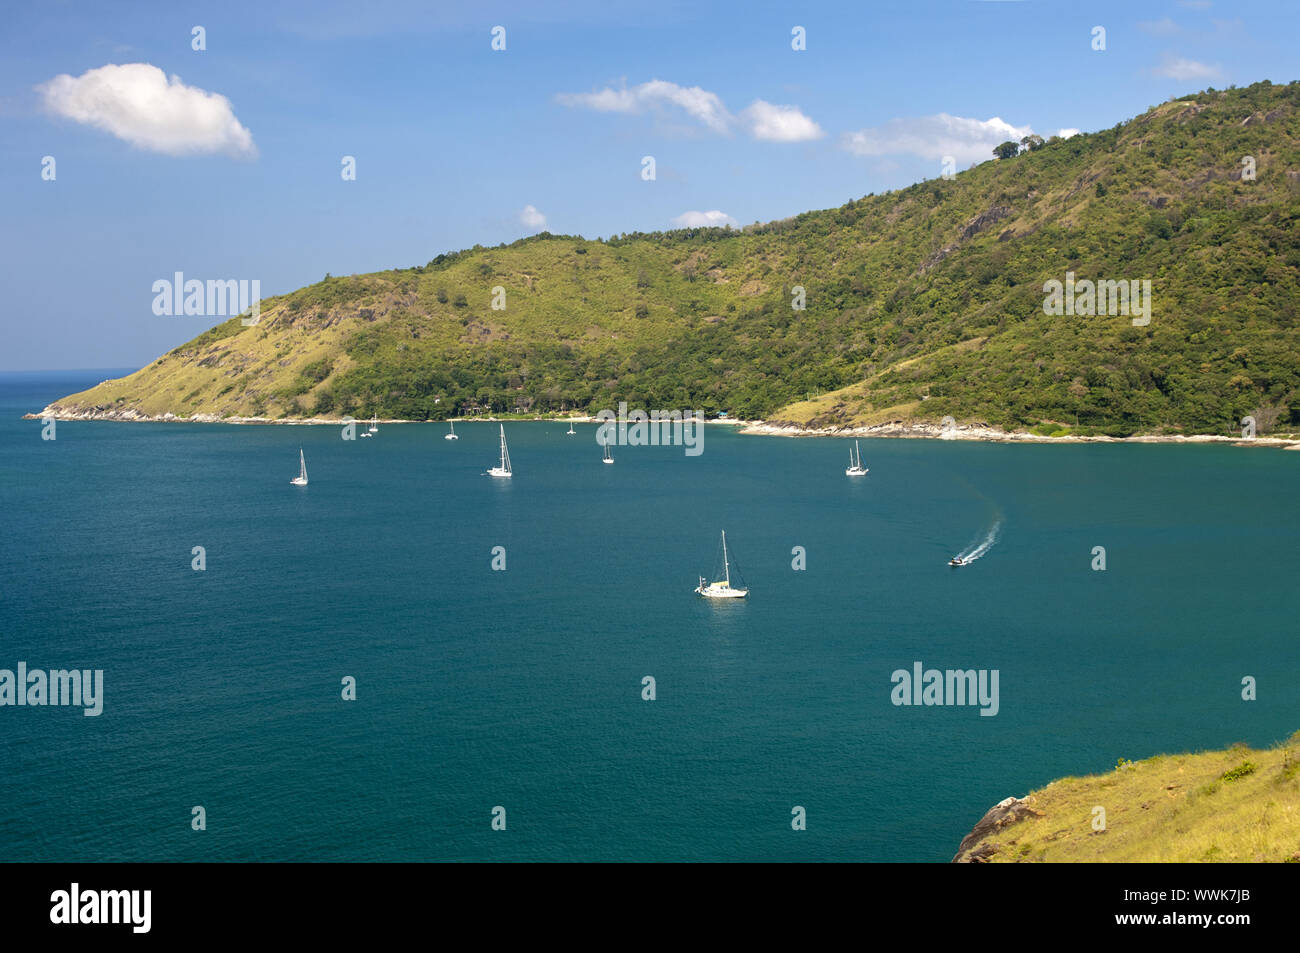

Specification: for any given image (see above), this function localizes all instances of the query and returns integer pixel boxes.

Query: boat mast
[721,531,730,587]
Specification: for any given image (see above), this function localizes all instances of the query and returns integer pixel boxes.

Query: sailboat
[290,448,309,486]
[486,424,512,477]
[602,439,614,464]
[567,420,576,435]
[695,530,748,599]
[845,440,868,476]
[361,414,376,437]
[445,420,458,440]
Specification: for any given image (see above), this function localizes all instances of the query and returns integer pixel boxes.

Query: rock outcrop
[952,796,1044,862]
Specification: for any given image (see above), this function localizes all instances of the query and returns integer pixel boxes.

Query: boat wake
[955,519,1002,564]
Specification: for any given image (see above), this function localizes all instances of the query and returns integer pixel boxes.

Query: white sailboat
[695,530,748,599]
[567,421,576,435]
[846,440,868,476]
[369,415,378,434]
[290,448,309,486]
[602,439,614,464]
[445,420,458,440]
[486,424,512,477]
[361,413,376,437]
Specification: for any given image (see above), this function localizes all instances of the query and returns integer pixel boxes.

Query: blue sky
[2,0,1295,370]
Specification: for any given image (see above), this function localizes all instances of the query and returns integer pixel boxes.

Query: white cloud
[519,204,547,229]
[557,80,821,142]
[1138,17,1180,35]
[1057,128,1081,139]
[671,210,737,229]
[557,80,731,133]
[37,63,255,157]
[740,100,824,142]
[842,113,1032,165]
[1152,55,1224,81]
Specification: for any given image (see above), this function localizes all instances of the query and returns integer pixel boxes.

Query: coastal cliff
[953,733,1300,862]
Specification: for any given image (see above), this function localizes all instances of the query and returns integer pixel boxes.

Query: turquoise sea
[1,370,1296,861]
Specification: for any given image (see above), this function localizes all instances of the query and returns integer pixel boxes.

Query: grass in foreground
[974,732,1300,862]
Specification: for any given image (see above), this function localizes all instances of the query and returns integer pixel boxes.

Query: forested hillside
[46,81,1300,437]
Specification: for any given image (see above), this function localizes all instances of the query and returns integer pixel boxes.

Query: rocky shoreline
[22,405,1300,447]
[739,419,1300,447]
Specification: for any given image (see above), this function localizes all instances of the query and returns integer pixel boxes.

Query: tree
[993,141,1019,160]
[1020,134,1045,152]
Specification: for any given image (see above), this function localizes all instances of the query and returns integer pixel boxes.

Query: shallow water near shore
[1,370,1296,861]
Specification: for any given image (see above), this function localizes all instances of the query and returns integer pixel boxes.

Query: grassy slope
[968,733,1300,862]
[45,81,1300,436]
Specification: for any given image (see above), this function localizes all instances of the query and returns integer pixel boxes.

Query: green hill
[953,732,1300,862]
[43,81,1300,438]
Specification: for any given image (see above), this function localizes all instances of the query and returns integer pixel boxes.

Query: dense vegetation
[50,81,1300,437]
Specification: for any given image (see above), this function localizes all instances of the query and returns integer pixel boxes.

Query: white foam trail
[959,520,1002,563]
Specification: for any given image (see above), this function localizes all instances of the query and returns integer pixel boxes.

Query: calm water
[1,370,1296,862]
